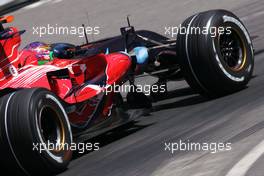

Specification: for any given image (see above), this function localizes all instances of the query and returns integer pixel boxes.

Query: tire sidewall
[203,10,254,84]
[177,10,255,96]
[5,89,73,175]
[30,90,73,169]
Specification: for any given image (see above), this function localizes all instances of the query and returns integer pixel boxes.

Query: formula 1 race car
[0,9,254,175]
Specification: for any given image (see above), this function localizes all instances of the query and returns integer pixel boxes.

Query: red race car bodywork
[0,10,255,175]
[0,19,132,129]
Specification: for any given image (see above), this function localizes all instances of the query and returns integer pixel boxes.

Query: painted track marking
[226,140,264,176]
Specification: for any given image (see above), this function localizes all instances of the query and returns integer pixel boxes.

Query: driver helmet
[24,42,52,64]
[51,43,76,59]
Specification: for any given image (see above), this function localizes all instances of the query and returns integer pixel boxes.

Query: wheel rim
[39,106,66,153]
[219,28,247,72]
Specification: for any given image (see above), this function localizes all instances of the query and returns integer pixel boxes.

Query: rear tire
[177,10,254,97]
[0,88,72,175]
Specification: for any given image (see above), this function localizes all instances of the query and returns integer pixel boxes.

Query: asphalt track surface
[6,0,264,175]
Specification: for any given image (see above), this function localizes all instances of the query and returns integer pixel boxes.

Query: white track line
[226,140,264,176]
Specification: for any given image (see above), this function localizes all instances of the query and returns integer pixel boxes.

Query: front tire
[0,88,72,175]
[177,10,254,97]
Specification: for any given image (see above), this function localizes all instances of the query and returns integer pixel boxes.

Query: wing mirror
[0,16,14,32]
[0,16,14,24]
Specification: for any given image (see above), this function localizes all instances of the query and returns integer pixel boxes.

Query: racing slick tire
[176,10,254,97]
[0,88,72,175]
